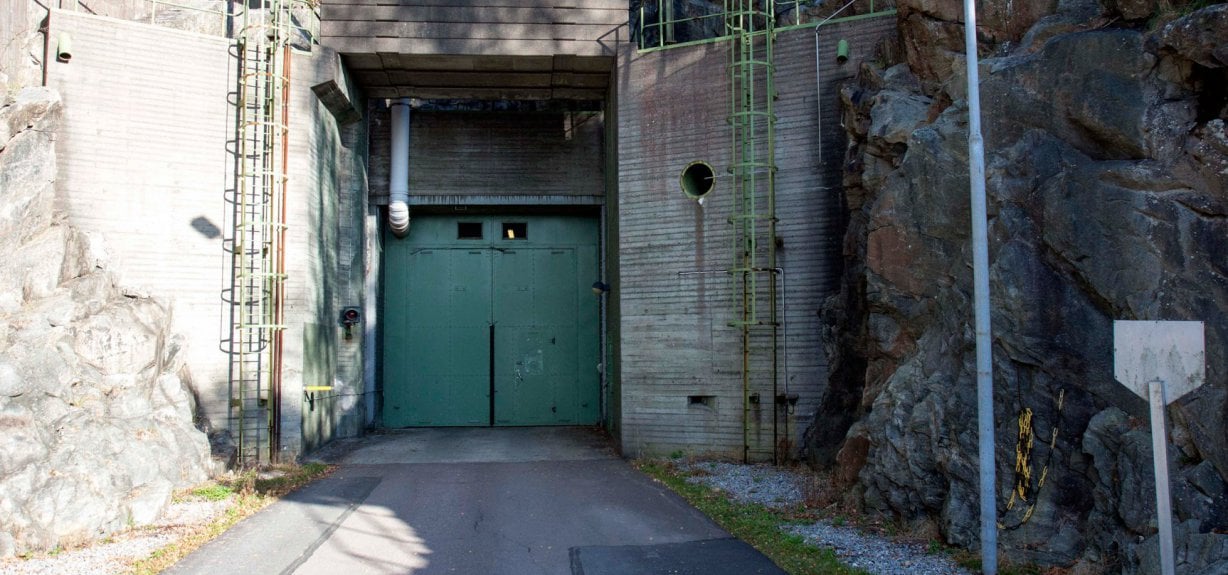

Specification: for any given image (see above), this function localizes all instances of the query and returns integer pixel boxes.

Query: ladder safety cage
[225,0,294,468]
[725,0,780,464]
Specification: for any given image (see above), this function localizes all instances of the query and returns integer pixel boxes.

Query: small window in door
[457,222,483,240]
[502,222,527,240]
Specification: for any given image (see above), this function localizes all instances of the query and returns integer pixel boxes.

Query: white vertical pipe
[963,1,996,574]
[388,98,411,238]
[1149,380,1177,575]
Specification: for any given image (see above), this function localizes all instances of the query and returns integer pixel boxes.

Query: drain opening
[680,161,715,198]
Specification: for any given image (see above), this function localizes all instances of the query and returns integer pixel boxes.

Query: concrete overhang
[341,53,614,100]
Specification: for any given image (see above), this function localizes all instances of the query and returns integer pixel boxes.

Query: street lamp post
[962,0,996,573]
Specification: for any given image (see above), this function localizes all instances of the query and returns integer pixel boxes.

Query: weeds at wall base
[636,459,1071,575]
[127,462,333,575]
[635,459,871,575]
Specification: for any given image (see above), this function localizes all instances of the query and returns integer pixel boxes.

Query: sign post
[1113,320,1206,575]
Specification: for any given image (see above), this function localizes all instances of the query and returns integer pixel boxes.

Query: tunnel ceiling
[342,53,613,101]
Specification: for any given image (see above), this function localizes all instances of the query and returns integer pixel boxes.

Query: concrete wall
[614,17,898,460]
[287,47,370,455]
[42,5,892,461]
[45,9,367,458]
[15,0,143,24]
[46,9,235,428]
[368,106,605,204]
[318,0,625,57]
[32,0,230,36]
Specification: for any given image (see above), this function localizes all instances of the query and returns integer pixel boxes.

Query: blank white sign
[1113,320,1205,404]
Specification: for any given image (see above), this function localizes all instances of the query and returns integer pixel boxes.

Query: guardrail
[635,0,896,51]
[146,0,319,46]
[57,0,318,46]
[147,0,229,32]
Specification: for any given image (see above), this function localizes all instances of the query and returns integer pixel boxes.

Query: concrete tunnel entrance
[354,74,616,430]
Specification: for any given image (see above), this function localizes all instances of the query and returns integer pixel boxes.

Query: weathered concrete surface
[318,0,626,59]
[170,428,784,575]
[810,3,1228,573]
[43,10,373,459]
[616,17,898,462]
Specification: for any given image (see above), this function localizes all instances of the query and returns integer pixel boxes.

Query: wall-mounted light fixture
[340,306,361,340]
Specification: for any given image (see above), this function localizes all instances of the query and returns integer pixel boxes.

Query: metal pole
[599,205,609,425]
[963,1,996,573]
[775,267,789,450]
[1148,379,1177,575]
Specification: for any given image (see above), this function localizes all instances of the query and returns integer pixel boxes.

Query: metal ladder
[725,0,780,463]
[226,0,291,467]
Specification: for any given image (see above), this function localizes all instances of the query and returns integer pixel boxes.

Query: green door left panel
[383,248,491,426]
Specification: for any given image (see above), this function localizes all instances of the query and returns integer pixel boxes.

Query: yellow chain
[1014,408,1035,504]
[998,389,1064,530]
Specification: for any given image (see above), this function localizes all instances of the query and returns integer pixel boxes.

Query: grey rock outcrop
[812,3,1228,572]
[0,88,212,557]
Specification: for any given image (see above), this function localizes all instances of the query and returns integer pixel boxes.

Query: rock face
[0,89,212,557]
[811,3,1228,572]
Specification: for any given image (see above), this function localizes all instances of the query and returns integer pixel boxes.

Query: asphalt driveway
[166,427,785,575]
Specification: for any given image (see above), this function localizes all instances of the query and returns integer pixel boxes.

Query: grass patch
[127,462,333,575]
[188,484,235,502]
[636,460,870,575]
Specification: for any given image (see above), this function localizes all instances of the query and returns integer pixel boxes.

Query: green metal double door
[383,216,600,427]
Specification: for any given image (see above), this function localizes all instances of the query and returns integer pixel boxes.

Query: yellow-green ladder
[725,0,780,463]
[227,0,291,467]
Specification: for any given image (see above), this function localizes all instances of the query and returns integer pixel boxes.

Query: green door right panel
[493,248,582,425]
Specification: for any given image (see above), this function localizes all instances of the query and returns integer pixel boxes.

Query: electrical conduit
[388,98,411,237]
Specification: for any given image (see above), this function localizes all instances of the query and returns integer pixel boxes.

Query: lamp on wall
[591,281,610,296]
[340,307,361,340]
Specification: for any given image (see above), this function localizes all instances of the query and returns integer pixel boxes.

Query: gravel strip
[786,522,973,575]
[0,497,231,575]
[0,533,177,575]
[679,460,973,575]
[681,461,809,509]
